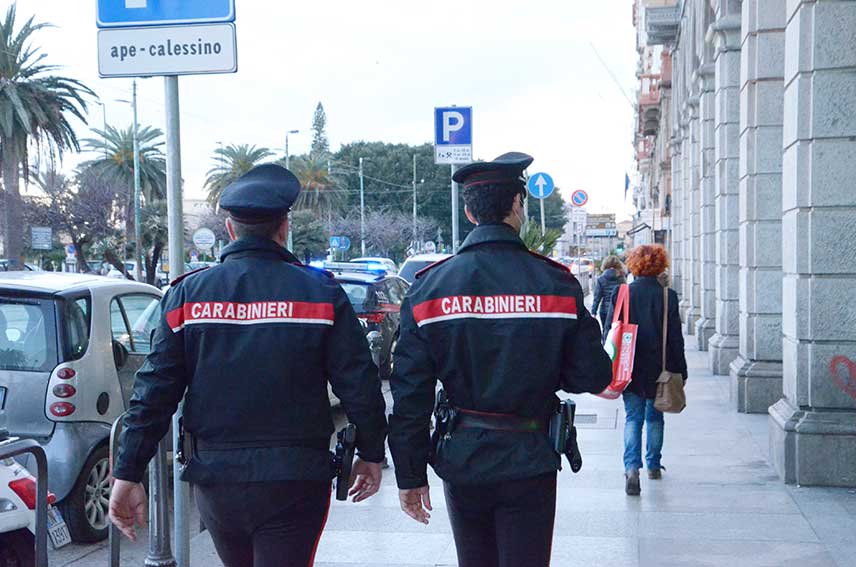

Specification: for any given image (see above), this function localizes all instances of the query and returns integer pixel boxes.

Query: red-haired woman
[606,245,687,496]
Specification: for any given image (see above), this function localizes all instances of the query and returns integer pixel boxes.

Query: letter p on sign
[442,111,464,142]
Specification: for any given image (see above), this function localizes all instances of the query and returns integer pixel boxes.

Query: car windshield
[339,282,374,312]
[399,260,434,283]
[0,297,58,372]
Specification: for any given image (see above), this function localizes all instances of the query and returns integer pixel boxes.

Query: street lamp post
[117,80,143,282]
[359,157,366,256]
[285,130,299,250]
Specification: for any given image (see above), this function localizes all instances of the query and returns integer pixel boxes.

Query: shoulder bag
[654,286,686,413]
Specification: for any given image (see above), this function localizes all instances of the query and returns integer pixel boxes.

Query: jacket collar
[458,223,527,253]
[220,236,299,263]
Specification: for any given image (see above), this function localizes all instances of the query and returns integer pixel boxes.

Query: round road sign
[571,190,589,207]
[192,228,216,251]
[527,172,555,199]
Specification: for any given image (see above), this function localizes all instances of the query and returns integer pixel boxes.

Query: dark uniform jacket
[606,276,688,399]
[388,224,612,489]
[113,236,388,485]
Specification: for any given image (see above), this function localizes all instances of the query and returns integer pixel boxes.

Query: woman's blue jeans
[622,391,664,472]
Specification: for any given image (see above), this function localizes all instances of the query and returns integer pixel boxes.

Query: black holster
[331,424,356,501]
[548,400,583,473]
[429,389,458,464]
[175,417,194,471]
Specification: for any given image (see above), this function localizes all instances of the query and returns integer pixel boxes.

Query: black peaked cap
[219,163,301,222]
[452,152,534,186]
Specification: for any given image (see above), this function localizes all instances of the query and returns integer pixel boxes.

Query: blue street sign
[97,0,236,29]
[527,172,555,199]
[434,107,472,146]
[340,237,351,251]
[329,236,341,250]
[571,189,589,207]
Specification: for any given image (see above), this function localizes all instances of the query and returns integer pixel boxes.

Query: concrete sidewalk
[187,340,856,567]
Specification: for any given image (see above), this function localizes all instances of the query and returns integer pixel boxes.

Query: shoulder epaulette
[527,250,571,273]
[169,266,211,286]
[415,256,454,279]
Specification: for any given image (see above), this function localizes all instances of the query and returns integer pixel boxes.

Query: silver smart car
[0,272,162,542]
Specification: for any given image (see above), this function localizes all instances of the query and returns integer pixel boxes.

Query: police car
[0,272,162,542]
[323,262,409,379]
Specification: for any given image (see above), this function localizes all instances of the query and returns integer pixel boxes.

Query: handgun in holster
[548,400,583,473]
[332,423,357,501]
[175,417,194,471]
[429,389,458,464]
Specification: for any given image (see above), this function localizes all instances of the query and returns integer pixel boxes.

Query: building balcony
[645,4,680,45]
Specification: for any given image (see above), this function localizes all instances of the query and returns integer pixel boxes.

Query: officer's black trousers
[195,480,331,567]
[443,472,557,567]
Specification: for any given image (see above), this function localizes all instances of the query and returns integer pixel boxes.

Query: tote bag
[654,286,687,413]
[597,284,637,399]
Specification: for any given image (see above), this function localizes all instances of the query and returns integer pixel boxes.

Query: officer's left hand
[348,458,382,502]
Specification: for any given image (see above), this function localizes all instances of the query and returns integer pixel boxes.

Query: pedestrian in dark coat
[606,244,687,496]
[591,255,626,342]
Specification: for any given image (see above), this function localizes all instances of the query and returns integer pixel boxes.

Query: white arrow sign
[534,175,548,197]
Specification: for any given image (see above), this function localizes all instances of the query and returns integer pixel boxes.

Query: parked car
[0,260,39,272]
[349,257,397,274]
[398,253,452,284]
[0,272,162,542]
[324,262,408,379]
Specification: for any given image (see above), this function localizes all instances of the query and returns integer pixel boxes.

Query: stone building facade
[632,0,856,487]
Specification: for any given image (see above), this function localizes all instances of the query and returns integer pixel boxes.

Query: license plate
[47,506,72,549]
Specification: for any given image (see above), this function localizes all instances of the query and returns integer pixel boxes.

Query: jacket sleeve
[113,288,188,483]
[666,289,688,380]
[387,294,437,489]
[326,286,388,463]
[560,287,613,394]
[591,277,603,314]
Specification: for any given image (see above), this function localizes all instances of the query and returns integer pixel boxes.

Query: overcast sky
[13,0,638,219]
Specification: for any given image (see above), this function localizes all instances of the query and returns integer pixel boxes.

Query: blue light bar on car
[323,261,387,275]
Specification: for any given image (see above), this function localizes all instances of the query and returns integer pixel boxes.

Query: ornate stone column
[685,95,701,336]
[671,124,684,297]
[730,0,785,413]
[708,1,742,374]
[695,62,717,349]
[770,0,856,487]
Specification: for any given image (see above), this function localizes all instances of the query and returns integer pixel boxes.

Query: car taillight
[57,368,76,379]
[8,478,56,509]
[49,402,76,417]
[52,384,77,398]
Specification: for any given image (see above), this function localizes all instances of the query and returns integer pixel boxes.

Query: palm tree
[80,124,166,243]
[204,144,273,205]
[288,153,343,216]
[0,4,94,266]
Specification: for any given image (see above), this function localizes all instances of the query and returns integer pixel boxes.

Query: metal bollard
[109,413,177,567]
[0,437,49,567]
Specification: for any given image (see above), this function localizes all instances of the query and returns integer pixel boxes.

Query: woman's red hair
[626,245,669,277]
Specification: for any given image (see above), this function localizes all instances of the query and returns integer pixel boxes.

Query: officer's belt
[195,438,330,451]
[455,408,548,432]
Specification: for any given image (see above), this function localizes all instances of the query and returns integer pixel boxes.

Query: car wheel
[0,529,35,567]
[381,335,398,380]
[60,445,111,543]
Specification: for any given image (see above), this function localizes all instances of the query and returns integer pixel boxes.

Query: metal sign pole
[451,164,460,253]
[540,197,546,237]
[359,157,366,256]
[132,79,143,282]
[164,74,190,567]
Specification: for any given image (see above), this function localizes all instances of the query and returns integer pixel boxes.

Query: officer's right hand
[399,486,432,524]
[109,479,148,541]
[349,458,383,502]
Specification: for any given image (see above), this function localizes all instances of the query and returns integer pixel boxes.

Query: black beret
[452,151,534,187]
[219,163,301,222]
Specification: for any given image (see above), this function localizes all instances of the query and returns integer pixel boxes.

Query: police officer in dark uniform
[109,164,388,567]
[388,153,612,567]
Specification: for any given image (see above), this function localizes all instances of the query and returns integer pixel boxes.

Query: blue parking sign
[97,0,236,28]
[434,107,473,164]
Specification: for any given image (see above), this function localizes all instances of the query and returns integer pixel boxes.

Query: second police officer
[109,164,388,567]
[388,153,612,567]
